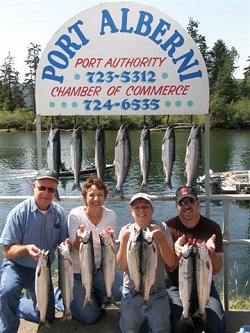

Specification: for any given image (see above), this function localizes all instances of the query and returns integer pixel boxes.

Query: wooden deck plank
[17,308,250,333]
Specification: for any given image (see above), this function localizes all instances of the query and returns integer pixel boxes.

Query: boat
[197,170,250,194]
[59,164,115,178]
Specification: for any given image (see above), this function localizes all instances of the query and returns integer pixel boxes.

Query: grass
[217,260,250,311]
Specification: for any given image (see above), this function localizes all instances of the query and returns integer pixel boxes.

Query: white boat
[197,170,250,194]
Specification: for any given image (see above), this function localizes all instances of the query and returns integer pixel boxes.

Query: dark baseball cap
[175,186,197,203]
[35,168,59,183]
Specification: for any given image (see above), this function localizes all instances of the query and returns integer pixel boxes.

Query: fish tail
[103,295,116,305]
[180,314,194,327]
[71,182,81,192]
[140,182,148,193]
[83,297,94,308]
[163,179,172,189]
[62,310,72,321]
[37,320,50,333]
[112,187,124,198]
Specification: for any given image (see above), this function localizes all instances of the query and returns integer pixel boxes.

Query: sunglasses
[178,199,195,207]
[37,185,57,194]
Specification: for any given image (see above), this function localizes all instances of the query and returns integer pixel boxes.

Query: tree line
[0,18,249,130]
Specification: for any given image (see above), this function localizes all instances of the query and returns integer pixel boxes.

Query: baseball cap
[130,193,153,206]
[35,168,59,183]
[175,186,197,203]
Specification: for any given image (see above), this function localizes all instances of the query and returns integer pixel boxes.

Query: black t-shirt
[165,214,223,286]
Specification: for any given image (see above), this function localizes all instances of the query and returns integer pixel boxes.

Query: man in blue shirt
[0,168,68,333]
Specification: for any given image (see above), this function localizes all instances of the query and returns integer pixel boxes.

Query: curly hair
[82,175,108,201]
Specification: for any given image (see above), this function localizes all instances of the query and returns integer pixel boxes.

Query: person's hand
[151,225,164,242]
[174,235,186,258]
[27,244,41,260]
[101,227,115,238]
[206,234,216,254]
[119,223,131,243]
[76,224,86,239]
[60,238,71,250]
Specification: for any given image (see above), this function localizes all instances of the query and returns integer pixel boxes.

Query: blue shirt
[0,196,68,269]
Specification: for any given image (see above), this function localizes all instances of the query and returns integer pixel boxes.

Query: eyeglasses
[178,199,196,207]
[37,185,57,194]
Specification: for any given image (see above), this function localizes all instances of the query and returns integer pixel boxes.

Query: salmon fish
[58,243,74,320]
[79,230,95,307]
[184,124,202,187]
[162,125,175,189]
[139,126,151,193]
[112,124,131,198]
[100,231,116,303]
[35,250,51,332]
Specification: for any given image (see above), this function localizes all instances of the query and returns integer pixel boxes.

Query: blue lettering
[42,65,63,83]
[160,30,184,57]
[120,8,133,33]
[55,35,81,58]
[149,19,171,45]
[134,10,153,36]
[68,20,89,45]
[42,20,89,83]
[173,49,202,81]
[100,9,119,35]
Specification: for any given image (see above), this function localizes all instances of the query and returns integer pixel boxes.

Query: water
[0,128,249,298]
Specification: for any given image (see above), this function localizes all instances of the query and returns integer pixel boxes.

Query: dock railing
[0,193,249,311]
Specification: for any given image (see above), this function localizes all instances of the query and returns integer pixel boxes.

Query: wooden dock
[18,308,250,333]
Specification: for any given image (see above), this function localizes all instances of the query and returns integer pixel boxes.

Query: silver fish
[46,125,61,177]
[112,124,131,198]
[184,124,202,187]
[58,243,74,320]
[179,243,194,319]
[127,227,143,292]
[141,228,157,305]
[35,250,51,331]
[195,242,212,317]
[139,126,151,193]
[162,125,175,189]
[70,126,82,191]
[100,231,116,303]
[95,126,106,181]
[79,230,95,307]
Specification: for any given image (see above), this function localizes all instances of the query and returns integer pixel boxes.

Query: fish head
[181,243,193,259]
[58,244,70,259]
[80,230,92,243]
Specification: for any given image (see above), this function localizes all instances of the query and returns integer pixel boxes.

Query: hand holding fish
[151,226,176,268]
[206,234,216,254]
[73,224,86,250]
[174,235,186,258]
[60,238,72,251]
[116,224,131,270]
[100,227,115,238]
[27,244,42,260]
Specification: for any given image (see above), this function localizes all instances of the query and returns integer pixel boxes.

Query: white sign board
[36,2,209,116]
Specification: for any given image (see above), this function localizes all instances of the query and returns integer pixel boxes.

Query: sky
[0,0,249,81]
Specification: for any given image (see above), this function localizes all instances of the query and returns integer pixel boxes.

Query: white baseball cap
[130,193,153,206]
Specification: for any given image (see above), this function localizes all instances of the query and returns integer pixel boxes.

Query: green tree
[23,42,41,113]
[240,56,250,97]
[187,17,208,64]
[208,40,239,100]
[0,53,24,111]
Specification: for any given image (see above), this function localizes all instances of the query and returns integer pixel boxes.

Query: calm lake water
[0,128,249,298]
